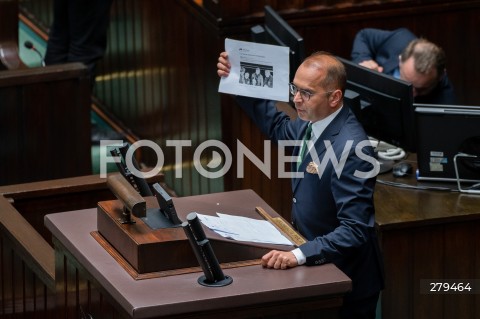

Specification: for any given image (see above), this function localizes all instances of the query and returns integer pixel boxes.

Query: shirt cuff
[291,248,306,265]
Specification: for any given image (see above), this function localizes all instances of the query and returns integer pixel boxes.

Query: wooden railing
[0,196,55,318]
[0,0,26,69]
[0,173,170,318]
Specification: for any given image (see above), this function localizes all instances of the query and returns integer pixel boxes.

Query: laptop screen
[415,104,480,183]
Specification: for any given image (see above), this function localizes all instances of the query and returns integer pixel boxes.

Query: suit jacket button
[292,197,297,203]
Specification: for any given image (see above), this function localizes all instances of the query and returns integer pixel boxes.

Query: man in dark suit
[217,51,384,319]
[351,27,456,104]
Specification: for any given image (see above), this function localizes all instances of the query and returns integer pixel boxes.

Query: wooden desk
[375,155,480,319]
[45,190,351,319]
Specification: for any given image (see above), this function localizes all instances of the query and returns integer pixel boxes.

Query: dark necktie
[298,123,312,169]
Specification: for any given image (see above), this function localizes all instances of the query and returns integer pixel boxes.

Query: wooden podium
[45,189,351,319]
[95,189,300,278]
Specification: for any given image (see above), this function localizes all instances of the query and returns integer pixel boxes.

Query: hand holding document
[218,38,290,102]
[196,212,293,246]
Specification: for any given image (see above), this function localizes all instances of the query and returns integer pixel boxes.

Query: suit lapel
[292,106,350,192]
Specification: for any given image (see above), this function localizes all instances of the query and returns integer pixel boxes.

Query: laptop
[415,104,480,183]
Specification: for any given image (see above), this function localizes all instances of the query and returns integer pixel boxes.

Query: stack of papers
[196,212,292,246]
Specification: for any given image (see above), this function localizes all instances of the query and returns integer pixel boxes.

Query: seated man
[351,27,456,104]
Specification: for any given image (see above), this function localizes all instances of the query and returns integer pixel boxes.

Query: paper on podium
[218,38,290,102]
[196,213,293,246]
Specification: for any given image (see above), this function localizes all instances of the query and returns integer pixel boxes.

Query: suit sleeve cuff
[291,248,306,265]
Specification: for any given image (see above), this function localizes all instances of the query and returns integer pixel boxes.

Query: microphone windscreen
[24,41,34,49]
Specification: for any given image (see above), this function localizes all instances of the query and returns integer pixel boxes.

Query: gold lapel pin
[306,161,319,174]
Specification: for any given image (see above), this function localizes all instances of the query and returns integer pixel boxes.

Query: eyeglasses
[289,83,333,101]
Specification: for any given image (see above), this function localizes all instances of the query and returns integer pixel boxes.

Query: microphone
[24,41,45,67]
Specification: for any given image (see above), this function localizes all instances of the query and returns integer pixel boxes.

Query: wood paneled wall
[0,63,92,186]
[18,0,480,216]
[54,239,120,319]
[0,236,56,318]
[0,0,18,43]
[94,0,226,197]
[381,222,480,319]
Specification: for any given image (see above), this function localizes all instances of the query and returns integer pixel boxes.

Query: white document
[218,38,290,102]
[196,212,293,246]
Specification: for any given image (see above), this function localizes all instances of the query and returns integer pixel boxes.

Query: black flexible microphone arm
[24,41,45,67]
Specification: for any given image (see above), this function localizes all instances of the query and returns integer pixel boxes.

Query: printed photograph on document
[239,63,274,88]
